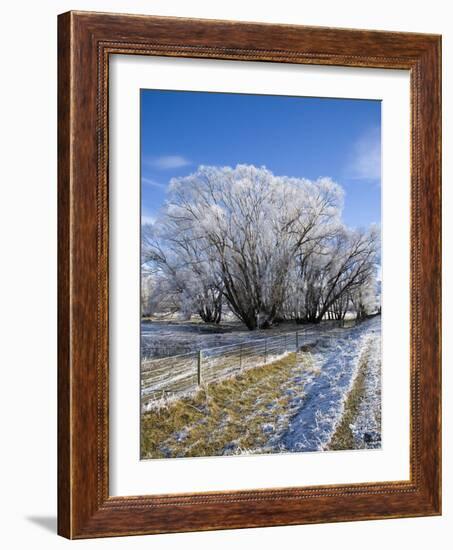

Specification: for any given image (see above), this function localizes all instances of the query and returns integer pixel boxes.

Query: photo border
[110,57,410,495]
[58,11,441,538]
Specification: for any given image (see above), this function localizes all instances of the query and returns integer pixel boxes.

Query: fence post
[284,333,287,352]
[264,338,267,364]
[197,350,203,386]
[296,330,299,352]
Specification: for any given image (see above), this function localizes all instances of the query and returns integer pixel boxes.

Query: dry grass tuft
[327,347,370,451]
[141,352,302,459]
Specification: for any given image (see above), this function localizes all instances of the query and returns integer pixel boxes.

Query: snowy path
[272,316,381,453]
[350,334,382,448]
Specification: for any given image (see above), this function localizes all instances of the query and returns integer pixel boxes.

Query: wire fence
[141,328,318,410]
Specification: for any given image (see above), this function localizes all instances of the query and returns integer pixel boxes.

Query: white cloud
[141,206,156,226]
[141,213,156,226]
[347,127,381,181]
[142,177,166,189]
[145,155,191,170]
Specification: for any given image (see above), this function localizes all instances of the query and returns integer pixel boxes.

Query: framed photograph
[58,11,441,539]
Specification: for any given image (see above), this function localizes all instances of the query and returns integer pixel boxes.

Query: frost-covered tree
[141,271,154,317]
[350,275,379,320]
[142,219,223,322]
[142,164,380,329]
[161,165,344,329]
[329,293,350,321]
[285,226,379,323]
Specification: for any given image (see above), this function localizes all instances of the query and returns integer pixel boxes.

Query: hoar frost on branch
[142,164,380,329]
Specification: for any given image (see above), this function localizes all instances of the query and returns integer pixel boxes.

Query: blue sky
[141,90,381,229]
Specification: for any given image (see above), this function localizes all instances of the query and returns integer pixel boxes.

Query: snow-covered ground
[141,316,382,455]
[350,334,382,449]
[141,318,352,359]
[266,316,381,453]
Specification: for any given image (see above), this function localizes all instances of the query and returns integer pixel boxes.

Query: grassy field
[141,351,318,459]
[140,318,381,458]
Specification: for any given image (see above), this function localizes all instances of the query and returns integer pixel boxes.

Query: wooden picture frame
[58,10,441,539]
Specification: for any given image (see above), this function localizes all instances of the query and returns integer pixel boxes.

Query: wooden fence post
[296,330,299,352]
[197,350,203,386]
